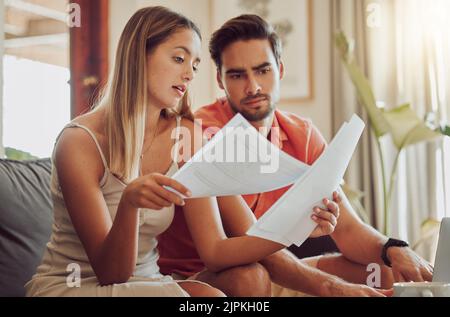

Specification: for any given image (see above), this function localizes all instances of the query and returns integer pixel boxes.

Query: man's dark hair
[209,14,282,71]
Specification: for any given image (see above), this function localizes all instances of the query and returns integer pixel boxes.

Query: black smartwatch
[381,238,409,267]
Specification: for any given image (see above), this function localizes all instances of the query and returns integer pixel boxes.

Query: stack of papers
[169,113,308,198]
[169,113,365,248]
[247,114,365,246]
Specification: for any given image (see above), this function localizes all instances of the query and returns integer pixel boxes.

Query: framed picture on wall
[211,0,314,102]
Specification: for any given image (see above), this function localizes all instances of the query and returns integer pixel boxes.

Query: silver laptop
[432,217,450,282]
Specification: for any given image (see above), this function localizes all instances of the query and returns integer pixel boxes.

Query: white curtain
[331,0,385,229]
[0,0,4,158]
[332,0,450,261]
[385,0,450,260]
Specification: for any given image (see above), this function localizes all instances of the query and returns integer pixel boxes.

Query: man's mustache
[241,94,270,105]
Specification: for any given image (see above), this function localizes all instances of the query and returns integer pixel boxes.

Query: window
[3,55,70,158]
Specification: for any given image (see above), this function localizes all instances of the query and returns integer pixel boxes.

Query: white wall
[109,0,139,68]
[0,0,4,157]
[109,0,213,109]
[279,0,332,140]
[109,0,332,140]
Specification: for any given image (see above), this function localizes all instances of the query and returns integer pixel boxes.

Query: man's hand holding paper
[169,113,365,249]
[247,114,365,247]
[309,192,342,238]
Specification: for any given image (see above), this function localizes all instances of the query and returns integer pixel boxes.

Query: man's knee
[216,263,271,297]
[194,263,272,297]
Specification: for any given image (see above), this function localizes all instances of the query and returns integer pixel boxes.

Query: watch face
[388,238,409,248]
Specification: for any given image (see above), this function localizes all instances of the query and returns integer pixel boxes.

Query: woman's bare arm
[55,128,140,285]
[178,119,284,272]
[183,196,284,272]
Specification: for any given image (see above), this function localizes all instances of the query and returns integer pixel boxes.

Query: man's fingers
[408,268,424,282]
[371,290,386,297]
[319,198,340,219]
[376,289,393,297]
[323,199,340,218]
[415,270,425,282]
[392,270,404,282]
[396,266,432,283]
[417,274,425,282]
[420,262,434,282]
[393,269,404,282]
[359,286,386,297]
[313,207,337,226]
[422,266,433,282]
[311,215,334,234]
[332,191,342,204]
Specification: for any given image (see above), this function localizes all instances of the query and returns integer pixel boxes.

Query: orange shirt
[157,98,327,277]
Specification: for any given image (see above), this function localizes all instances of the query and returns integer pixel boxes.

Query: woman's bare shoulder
[71,108,107,137]
[55,110,107,183]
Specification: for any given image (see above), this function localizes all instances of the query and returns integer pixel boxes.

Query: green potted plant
[335,32,450,236]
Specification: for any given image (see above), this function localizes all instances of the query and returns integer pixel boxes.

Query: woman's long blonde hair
[92,7,200,183]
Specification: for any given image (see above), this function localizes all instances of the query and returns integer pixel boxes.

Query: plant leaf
[335,32,444,149]
[335,32,390,138]
[383,104,442,149]
[5,147,38,161]
[421,218,441,230]
[341,184,370,224]
[440,125,450,137]
[411,218,441,251]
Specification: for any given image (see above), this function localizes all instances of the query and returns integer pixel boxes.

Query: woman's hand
[309,191,341,238]
[121,173,191,210]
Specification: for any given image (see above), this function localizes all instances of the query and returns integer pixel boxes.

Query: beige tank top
[33,116,183,280]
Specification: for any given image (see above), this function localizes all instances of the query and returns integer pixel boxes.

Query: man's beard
[227,94,275,122]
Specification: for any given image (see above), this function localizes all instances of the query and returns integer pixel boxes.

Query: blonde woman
[25,7,338,297]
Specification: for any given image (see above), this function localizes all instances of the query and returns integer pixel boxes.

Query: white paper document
[169,113,365,248]
[247,115,365,247]
[169,113,309,198]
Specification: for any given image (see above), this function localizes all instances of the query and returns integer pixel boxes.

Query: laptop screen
[433,218,450,283]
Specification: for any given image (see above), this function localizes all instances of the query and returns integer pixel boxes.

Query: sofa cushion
[0,159,53,297]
